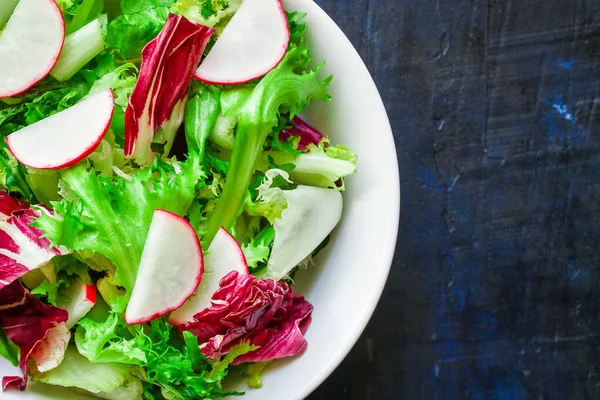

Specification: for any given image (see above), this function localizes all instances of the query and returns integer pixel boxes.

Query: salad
[0,0,357,398]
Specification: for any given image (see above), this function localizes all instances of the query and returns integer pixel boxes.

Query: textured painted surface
[309,0,600,399]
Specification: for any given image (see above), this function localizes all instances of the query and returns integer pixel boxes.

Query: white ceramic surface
[0,0,400,398]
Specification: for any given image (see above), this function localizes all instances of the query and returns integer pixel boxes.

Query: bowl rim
[294,1,400,398]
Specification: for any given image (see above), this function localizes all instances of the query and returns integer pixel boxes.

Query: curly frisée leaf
[141,321,239,399]
[253,169,293,224]
[290,141,357,190]
[0,146,34,201]
[206,341,258,382]
[75,313,148,364]
[173,0,243,33]
[76,315,241,399]
[30,279,69,307]
[241,225,274,273]
[33,154,204,305]
[106,0,176,60]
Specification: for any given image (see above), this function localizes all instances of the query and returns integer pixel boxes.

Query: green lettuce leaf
[244,361,270,389]
[31,279,69,307]
[141,322,237,399]
[106,0,176,59]
[57,0,105,34]
[86,59,137,110]
[30,255,91,306]
[76,316,239,399]
[0,144,33,201]
[241,225,274,272]
[82,54,138,145]
[206,341,258,382]
[291,142,357,189]
[269,134,303,158]
[185,83,222,156]
[54,254,93,283]
[25,168,60,205]
[204,148,230,175]
[263,141,356,190]
[33,346,143,399]
[0,76,90,131]
[87,130,128,178]
[0,328,19,367]
[33,153,204,304]
[255,140,357,190]
[208,114,236,149]
[56,0,76,10]
[172,0,242,33]
[251,169,294,224]
[75,313,148,364]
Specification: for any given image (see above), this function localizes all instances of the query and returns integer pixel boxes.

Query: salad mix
[0,0,357,398]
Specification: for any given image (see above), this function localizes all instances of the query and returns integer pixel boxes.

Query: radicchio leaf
[184,271,313,365]
[0,281,68,390]
[279,116,325,151]
[0,192,29,220]
[29,322,70,373]
[0,203,69,291]
[124,14,214,165]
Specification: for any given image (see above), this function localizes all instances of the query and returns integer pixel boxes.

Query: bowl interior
[0,1,399,399]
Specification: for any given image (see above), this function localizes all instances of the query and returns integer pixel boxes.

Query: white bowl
[0,0,399,398]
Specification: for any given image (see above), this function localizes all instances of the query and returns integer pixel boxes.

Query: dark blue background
[310,0,600,399]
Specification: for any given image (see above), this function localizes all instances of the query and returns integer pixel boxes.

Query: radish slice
[6,89,114,170]
[60,278,96,329]
[125,210,204,325]
[0,0,65,97]
[265,186,343,280]
[168,227,248,327]
[194,0,290,85]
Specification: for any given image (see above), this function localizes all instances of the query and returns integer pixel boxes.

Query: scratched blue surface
[310,0,600,399]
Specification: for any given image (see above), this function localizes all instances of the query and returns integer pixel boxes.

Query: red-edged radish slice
[125,210,204,325]
[6,89,114,170]
[168,227,248,327]
[0,0,65,97]
[60,278,96,329]
[194,0,289,85]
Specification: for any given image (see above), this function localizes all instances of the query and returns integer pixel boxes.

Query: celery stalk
[51,17,106,82]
